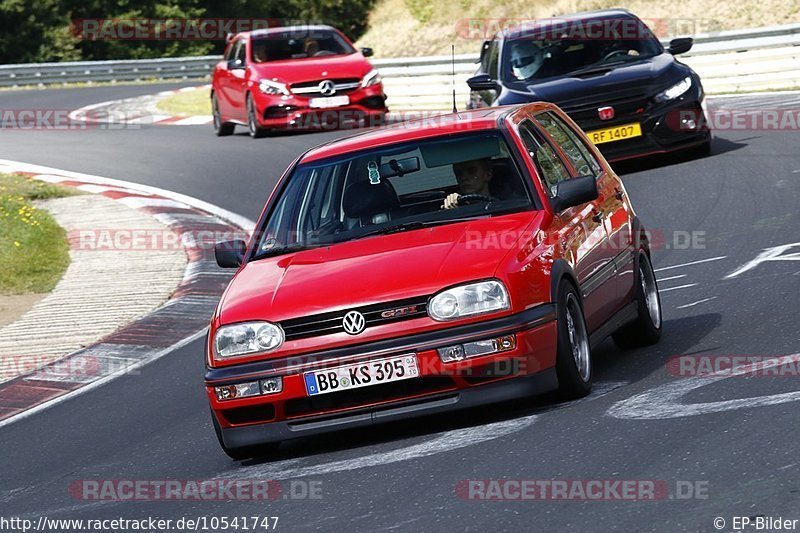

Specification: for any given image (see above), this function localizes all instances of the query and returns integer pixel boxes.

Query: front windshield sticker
[367,161,381,185]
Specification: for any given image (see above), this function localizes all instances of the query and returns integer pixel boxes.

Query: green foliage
[404,0,433,23]
[0,0,376,63]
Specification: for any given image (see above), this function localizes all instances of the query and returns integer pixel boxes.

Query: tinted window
[535,112,601,177]
[251,30,355,63]
[518,121,571,197]
[481,40,500,78]
[502,16,662,82]
[233,40,246,65]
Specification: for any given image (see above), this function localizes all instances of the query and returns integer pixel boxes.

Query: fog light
[214,381,261,401]
[437,335,516,363]
[260,377,283,394]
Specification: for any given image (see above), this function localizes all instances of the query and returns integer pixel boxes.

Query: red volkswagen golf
[211,25,387,137]
[207,103,662,459]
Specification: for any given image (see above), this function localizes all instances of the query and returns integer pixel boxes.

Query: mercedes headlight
[258,79,290,96]
[654,76,692,103]
[428,280,510,321]
[214,321,284,359]
[361,69,381,88]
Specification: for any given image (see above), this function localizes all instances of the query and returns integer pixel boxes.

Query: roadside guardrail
[1,22,798,109]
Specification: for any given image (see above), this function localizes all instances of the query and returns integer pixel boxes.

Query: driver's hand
[442,192,460,210]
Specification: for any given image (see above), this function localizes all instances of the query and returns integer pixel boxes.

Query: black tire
[212,413,279,461]
[246,94,268,139]
[612,251,662,349]
[555,280,593,399]
[211,93,234,137]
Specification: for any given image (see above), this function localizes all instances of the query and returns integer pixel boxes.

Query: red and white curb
[68,85,213,127]
[0,160,254,427]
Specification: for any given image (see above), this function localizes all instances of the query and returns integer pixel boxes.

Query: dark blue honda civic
[466,9,711,162]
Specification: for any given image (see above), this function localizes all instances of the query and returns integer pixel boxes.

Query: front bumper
[206,304,558,446]
[580,96,711,162]
[252,84,388,130]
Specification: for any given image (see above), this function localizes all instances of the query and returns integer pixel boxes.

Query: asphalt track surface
[1,84,800,532]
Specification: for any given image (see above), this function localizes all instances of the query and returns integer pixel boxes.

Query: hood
[249,53,373,85]
[502,53,690,104]
[219,212,538,325]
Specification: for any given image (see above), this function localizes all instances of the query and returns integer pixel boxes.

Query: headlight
[258,79,290,96]
[361,69,381,88]
[654,76,692,103]
[214,321,284,359]
[428,280,510,321]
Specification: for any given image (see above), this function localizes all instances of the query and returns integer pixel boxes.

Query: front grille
[284,376,456,417]
[291,78,361,97]
[559,90,650,130]
[280,295,430,341]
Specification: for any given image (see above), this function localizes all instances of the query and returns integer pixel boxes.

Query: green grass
[0,174,75,294]
[155,87,211,116]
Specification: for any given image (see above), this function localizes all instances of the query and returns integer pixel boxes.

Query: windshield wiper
[564,60,628,78]
[255,242,321,259]
[353,217,488,240]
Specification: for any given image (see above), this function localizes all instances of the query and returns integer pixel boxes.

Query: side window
[518,121,571,197]
[535,112,602,177]
[224,41,234,61]
[234,40,247,66]
[480,40,499,79]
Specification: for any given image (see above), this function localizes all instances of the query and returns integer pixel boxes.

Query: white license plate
[304,354,419,396]
[308,95,350,108]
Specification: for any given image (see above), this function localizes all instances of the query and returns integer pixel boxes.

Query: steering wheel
[601,49,629,62]
[457,194,493,206]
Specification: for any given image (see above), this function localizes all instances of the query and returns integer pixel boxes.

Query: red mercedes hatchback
[211,25,387,137]
[207,103,662,459]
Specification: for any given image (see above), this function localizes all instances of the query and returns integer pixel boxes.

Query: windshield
[251,31,355,63]
[253,132,534,259]
[502,18,662,82]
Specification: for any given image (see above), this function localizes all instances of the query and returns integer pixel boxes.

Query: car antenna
[451,44,459,115]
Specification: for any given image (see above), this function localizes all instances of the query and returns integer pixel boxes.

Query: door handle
[592,210,603,223]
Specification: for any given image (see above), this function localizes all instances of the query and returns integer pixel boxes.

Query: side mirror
[551,176,599,212]
[215,240,246,268]
[360,47,374,57]
[667,37,693,55]
[466,74,500,91]
[227,58,244,70]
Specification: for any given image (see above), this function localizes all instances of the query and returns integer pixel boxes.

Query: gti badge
[598,106,615,120]
[342,310,366,335]
[380,305,418,319]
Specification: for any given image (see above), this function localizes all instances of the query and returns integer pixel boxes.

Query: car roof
[234,25,339,40]
[502,8,639,40]
[300,107,517,163]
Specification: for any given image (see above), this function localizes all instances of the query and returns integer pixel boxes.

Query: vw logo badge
[319,80,336,96]
[342,310,366,335]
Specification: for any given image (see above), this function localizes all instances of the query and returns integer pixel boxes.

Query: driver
[304,39,320,57]
[509,40,544,80]
[252,44,268,63]
[442,158,497,210]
